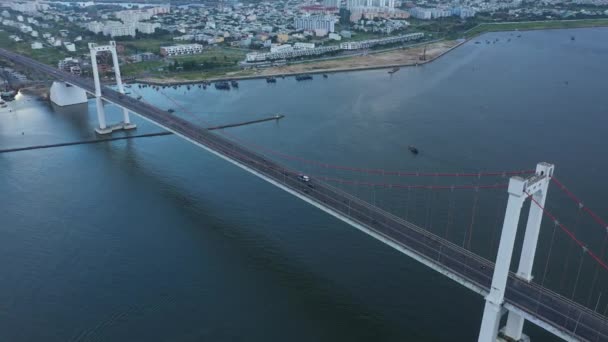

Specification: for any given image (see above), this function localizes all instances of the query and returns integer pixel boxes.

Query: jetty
[207,114,285,130]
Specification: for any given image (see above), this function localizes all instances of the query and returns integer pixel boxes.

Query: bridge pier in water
[89,41,136,135]
[478,163,554,342]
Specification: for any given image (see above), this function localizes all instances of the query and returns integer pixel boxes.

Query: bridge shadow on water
[67,135,406,341]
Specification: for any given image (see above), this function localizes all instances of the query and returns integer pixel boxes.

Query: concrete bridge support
[478,163,554,342]
[89,41,136,134]
[49,81,87,107]
[502,163,554,341]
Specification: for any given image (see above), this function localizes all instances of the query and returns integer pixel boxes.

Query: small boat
[230,80,239,88]
[571,36,575,41]
[215,81,231,90]
[167,108,175,113]
[136,95,143,100]
[266,76,277,83]
[408,145,419,155]
[295,74,313,81]
[125,84,132,88]
[295,74,312,81]
[475,41,481,44]
[388,67,400,74]
[323,74,328,78]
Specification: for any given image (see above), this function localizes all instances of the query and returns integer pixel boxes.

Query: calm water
[2,28,608,341]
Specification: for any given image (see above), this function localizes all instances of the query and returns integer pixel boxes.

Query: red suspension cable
[526,191,608,272]
[551,177,608,232]
[317,176,508,190]
[149,88,535,178]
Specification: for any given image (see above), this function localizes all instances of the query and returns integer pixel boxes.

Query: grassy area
[172,46,246,62]
[167,47,245,71]
[464,18,608,38]
[123,47,248,79]
[121,60,166,76]
[120,37,172,54]
[0,30,72,66]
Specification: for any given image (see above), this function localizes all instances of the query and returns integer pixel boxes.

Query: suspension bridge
[1,45,607,342]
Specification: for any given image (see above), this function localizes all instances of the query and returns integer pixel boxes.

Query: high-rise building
[294,15,336,33]
[323,0,340,8]
[346,0,394,10]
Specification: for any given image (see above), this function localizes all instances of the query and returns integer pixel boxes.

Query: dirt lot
[140,40,461,84]
[255,40,460,76]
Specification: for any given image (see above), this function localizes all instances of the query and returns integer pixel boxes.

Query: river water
[1,28,608,341]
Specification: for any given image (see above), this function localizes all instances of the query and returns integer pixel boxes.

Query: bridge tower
[89,41,136,134]
[478,162,554,342]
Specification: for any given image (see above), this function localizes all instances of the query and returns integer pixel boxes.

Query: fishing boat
[214,81,231,90]
[1,91,16,101]
[295,74,313,81]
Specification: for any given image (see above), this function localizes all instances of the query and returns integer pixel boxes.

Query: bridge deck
[2,48,606,342]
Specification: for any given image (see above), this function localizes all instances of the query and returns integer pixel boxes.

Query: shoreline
[134,19,608,86]
[135,39,466,86]
[464,18,608,37]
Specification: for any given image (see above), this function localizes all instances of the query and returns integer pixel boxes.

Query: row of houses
[409,6,476,19]
[160,44,204,56]
[339,32,423,49]
[246,32,424,62]
[245,44,341,62]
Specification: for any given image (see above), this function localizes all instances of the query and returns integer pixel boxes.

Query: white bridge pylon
[478,162,555,342]
[89,41,136,134]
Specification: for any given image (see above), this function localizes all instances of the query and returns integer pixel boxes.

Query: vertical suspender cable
[571,248,586,301]
[445,186,455,241]
[587,233,608,307]
[466,186,480,251]
[561,206,583,291]
[405,186,411,220]
[424,187,432,229]
[541,221,559,287]
[490,196,502,258]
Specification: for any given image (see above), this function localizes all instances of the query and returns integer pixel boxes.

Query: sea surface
[2,28,608,341]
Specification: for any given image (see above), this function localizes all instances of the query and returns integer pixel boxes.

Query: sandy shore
[138,39,462,85]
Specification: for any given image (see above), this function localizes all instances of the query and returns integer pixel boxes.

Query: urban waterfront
[1,28,608,341]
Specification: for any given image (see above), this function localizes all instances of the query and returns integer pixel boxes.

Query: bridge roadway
[2,48,606,342]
